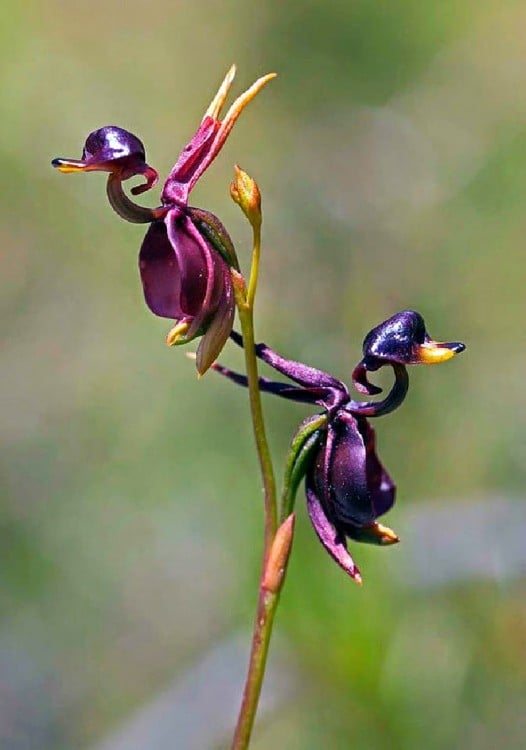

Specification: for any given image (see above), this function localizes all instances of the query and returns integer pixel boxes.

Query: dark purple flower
[214,312,464,582]
[305,411,398,584]
[52,66,274,373]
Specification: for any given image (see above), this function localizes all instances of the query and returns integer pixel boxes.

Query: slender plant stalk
[230,219,291,750]
[233,220,277,556]
[231,584,281,749]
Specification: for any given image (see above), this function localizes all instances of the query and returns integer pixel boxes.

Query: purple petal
[358,418,396,517]
[305,482,362,584]
[326,412,376,526]
[173,216,223,337]
[140,210,214,321]
[139,220,183,318]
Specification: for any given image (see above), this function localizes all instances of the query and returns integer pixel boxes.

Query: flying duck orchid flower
[52,66,275,374]
[212,312,465,583]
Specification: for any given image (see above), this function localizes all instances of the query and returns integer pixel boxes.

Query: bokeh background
[2,1,526,748]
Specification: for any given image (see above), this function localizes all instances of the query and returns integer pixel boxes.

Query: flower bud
[230,165,262,228]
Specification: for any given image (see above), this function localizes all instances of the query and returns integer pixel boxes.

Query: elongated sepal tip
[306,487,363,585]
[262,514,295,594]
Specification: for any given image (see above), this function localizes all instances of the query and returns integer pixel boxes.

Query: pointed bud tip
[230,164,262,228]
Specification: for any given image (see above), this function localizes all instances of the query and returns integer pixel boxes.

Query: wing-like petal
[305,481,362,584]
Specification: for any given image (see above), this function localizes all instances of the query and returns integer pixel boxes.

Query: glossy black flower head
[52,126,162,223]
[52,67,275,374]
[212,313,464,582]
[352,310,465,396]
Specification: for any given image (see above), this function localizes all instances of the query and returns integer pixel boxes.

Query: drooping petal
[305,482,362,584]
[166,212,226,338]
[139,207,234,369]
[139,219,184,318]
[321,412,376,527]
[357,418,396,517]
[195,270,235,375]
[140,208,218,322]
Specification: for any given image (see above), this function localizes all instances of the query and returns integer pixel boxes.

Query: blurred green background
[2,1,526,748]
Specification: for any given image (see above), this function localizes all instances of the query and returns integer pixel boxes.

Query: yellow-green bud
[230,164,262,229]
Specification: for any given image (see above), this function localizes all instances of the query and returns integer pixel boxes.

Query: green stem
[231,586,280,749]
[235,300,277,553]
[230,220,283,750]
[246,218,261,309]
[233,218,277,553]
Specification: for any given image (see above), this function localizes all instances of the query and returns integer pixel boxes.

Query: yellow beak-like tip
[418,340,465,364]
[375,523,400,545]
[51,158,89,173]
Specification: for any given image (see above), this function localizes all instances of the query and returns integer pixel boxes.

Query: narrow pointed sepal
[306,485,362,585]
[195,287,235,375]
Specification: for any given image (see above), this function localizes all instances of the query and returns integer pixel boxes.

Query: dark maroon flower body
[139,209,235,371]
[216,312,464,582]
[308,412,395,530]
[52,66,274,373]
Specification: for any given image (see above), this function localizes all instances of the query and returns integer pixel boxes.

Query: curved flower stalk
[212,311,465,583]
[52,66,275,374]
